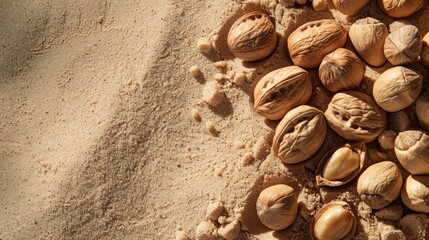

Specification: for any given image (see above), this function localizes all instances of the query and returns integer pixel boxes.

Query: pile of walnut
[223,0,429,239]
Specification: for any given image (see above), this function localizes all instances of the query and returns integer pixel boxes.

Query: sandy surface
[0,0,428,239]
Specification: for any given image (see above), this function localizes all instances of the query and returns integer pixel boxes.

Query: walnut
[325,91,387,143]
[287,19,347,69]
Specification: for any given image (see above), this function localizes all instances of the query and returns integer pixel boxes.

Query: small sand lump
[196,221,218,240]
[206,200,224,221]
[202,81,224,106]
[218,220,241,240]
[197,37,212,53]
[190,65,201,77]
[175,230,190,240]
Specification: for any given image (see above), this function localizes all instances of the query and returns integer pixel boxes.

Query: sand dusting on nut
[1,0,429,240]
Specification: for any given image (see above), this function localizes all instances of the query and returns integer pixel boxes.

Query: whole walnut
[319,48,364,93]
[379,0,425,18]
[384,25,421,66]
[227,12,278,61]
[325,91,387,143]
[349,17,388,67]
[332,0,369,15]
[287,19,347,69]
[373,66,422,112]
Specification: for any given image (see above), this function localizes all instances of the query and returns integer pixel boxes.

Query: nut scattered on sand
[279,0,295,7]
[214,61,227,69]
[378,130,397,150]
[202,81,224,106]
[242,152,254,166]
[191,108,202,122]
[206,200,224,221]
[175,230,190,240]
[196,221,218,240]
[400,214,428,239]
[205,121,219,136]
[374,204,403,221]
[218,220,241,240]
[197,37,213,54]
[190,65,201,77]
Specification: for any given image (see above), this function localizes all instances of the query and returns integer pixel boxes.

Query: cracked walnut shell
[227,11,277,61]
[311,201,357,240]
[287,19,347,69]
[357,161,403,209]
[316,143,366,187]
[325,91,387,143]
[273,105,327,164]
[253,66,312,120]
[373,66,422,112]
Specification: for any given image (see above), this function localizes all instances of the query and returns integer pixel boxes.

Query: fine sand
[0,0,428,239]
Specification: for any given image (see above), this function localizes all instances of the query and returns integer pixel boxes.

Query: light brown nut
[311,201,357,240]
[378,0,425,18]
[394,129,429,175]
[378,130,397,150]
[421,32,429,67]
[256,184,298,230]
[401,175,429,213]
[349,17,388,67]
[273,105,326,164]
[384,25,422,66]
[357,161,403,209]
[319,48,364,93]
[373,66,422,112]
[332,0,369,15]
[325,91,387,143]
[287,19,347,69]
[416,88,429,131]
[316,143,366,187]
[253,66,312,120]
[227,11,278,61]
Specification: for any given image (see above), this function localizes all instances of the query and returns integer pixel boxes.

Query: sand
[0,0,428,239]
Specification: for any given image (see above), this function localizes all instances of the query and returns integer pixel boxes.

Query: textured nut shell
[287,19,347,69]
[273,105,327,164]
[310,201,357,240]
[349,17,388,67]
[319,48,364,93]
[332,0,369,15]
[421,32,429,67]
[256,184,298,230]
[316,143,366,187]
[373,66,422,112]
[357,161,403,209]
[416,89,429,131]
[384,25,422,66]
[254,66,312,120]
[401,175,429,213]
[394,130,429,175]
[325,91,387,143]
[227,11,278,61]
[378,0,425,18]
